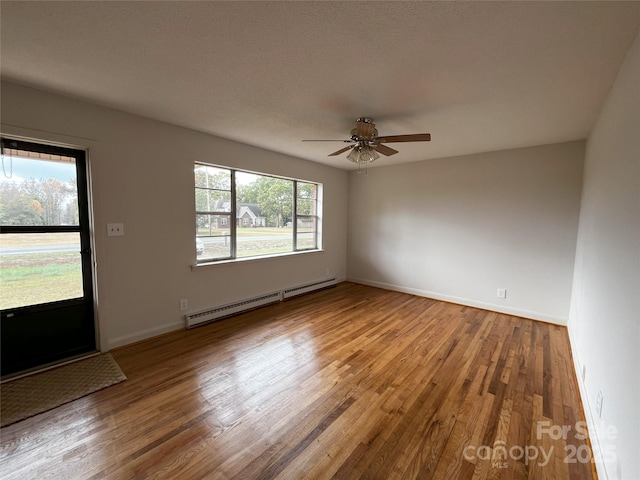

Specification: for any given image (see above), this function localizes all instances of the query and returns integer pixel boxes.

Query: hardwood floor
[0,282,596,479]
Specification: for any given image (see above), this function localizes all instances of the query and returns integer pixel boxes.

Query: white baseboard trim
[107,321,184,350]
[347,277,567,325]
[567,323,609,480]
[105,278,348,350]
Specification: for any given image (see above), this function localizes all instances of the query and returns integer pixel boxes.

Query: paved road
[0,244,80,255]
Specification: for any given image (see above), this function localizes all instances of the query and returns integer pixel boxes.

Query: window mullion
[293,181,298,251]
[231,170,237,258]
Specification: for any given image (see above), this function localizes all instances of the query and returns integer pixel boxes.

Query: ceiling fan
[302,117,431,171]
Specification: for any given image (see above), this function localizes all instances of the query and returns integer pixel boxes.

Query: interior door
[0,138,96,377]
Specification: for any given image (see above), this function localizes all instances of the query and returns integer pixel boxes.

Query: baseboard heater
[185,277,337,329]
[282,277,337,299]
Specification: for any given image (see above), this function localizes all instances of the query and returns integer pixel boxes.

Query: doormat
[0,353,127,427]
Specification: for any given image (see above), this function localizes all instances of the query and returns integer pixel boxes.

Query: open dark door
[1,138,97,377]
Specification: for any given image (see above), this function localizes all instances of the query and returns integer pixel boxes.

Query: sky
[0,154,76,184]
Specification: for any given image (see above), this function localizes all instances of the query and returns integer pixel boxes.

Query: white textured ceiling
[1,1,639,169]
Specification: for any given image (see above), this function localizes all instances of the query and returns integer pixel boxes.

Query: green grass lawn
[0,253,83,309]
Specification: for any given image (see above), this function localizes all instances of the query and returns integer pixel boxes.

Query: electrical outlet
[582,365,586,381]
[325,268,330,276]
[596,390,604,418]
[179,299,188,311]
[107,223,124,236]
[497,288,507,299]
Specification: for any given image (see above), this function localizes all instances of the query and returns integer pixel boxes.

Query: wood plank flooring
[0,282,596,479]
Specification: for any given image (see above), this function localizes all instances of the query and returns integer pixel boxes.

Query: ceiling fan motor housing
[352,118,378,141]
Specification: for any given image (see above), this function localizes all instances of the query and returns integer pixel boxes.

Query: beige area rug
[0,353,127,427]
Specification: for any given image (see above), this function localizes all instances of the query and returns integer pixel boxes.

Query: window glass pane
[0,154,78,226]
[235,170,259,189]
[197,236,231,260]
[296,198,316,216]
[296,232,316,250]
[297,182,317,200]
[237,230,293,258]
[236,173,293,228]
[296,217,317,250]
[195,189,231,212]
[0,232,83,309]
[235,172,293,258]
[196,214,231,237]
[194,164,230,190]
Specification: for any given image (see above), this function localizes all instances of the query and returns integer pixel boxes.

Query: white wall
[569,32,640,480]
[1,81,348,350]
[347,141,584,324]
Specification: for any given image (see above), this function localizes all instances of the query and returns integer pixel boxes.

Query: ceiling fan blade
[376,133,431,143]
[328,145,355,156]
[374,144,399,156]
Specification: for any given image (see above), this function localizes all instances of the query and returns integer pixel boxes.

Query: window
[194,165,232,259]
[194,163,321,263]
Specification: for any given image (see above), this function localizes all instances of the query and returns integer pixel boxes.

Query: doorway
[0,138,97,377]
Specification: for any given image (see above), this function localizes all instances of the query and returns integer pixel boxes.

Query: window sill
[191,249,324,270]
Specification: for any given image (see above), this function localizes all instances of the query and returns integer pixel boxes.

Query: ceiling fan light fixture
[359,145,379,163]
[347,144,379,173]
[346,148,360,163]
